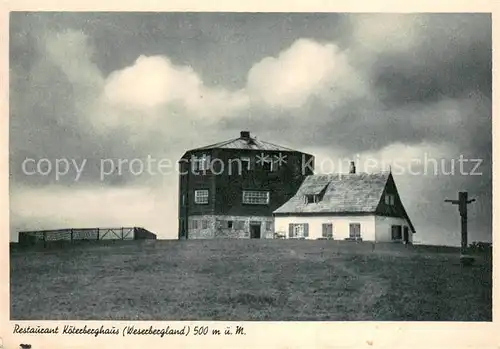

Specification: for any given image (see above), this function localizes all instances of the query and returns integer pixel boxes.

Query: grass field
[10,239,492,321]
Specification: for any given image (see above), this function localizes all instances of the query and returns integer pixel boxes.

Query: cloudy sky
[9,12,491,245]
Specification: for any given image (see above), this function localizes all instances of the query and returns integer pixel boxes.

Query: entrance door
[403,226,409,244]
[250,224,261,239]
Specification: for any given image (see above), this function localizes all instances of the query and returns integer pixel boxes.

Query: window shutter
[288,224,294,238]
[304,223,309,237]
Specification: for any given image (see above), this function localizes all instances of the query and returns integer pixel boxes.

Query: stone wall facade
[188,215,274,239]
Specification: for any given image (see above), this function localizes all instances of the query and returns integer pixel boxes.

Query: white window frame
[289,223,309,238]
[305,194,320,204]
[294,224,305,238]
[194,189,209,204]
[242,190,270,205]
[262,157,274,171]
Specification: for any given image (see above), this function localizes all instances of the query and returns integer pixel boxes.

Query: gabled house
[273,163,416,243]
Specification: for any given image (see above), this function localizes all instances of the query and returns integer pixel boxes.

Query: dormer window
[305,194,320,204]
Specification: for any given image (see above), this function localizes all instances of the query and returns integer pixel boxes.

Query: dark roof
[274,172,390,214]
[188,131,303,153]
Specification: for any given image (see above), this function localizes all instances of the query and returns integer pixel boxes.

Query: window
[265,221,273,231]
[227,220,233,229]
[288,223,309,238]
[261,157,274,171]
[241,157,251,171]
[181,194,186,206]
[391,225,402,240]
[188,220,199,229]
[385,194,395,206]
[305,194,320,204]
[349,223,361,239]
[193,154,210,172]
[242,190,270,205]
[201,220,208,229]
[194,190,209,204]
[228,157,251,175]
[322,223,333,238]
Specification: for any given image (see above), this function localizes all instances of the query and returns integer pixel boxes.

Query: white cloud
[42,32,368,133]
[103,55,249,118]
[104,55,202,109]
[246,39,368,108]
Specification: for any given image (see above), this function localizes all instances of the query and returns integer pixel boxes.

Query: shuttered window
[322,223,333,238]
[349,223,361,239]
[288,223,309,238]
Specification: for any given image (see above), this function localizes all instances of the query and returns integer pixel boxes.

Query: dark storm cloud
[372,35,491,106]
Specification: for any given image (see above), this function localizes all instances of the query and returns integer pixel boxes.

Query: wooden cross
[445,191,476,254]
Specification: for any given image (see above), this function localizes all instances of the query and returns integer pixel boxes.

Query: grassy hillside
[10,240,492,321]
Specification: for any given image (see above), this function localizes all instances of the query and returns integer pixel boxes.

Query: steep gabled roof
[274,172,390,214]
[274,171,416,233]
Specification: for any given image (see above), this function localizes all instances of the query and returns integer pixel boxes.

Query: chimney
[349,161,356,174]
[240,131,250,139]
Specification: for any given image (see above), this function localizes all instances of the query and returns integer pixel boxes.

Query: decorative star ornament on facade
[274,153,287,166]
[256,152,270,166]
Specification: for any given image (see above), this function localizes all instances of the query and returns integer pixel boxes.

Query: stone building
[178,131,314,239]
